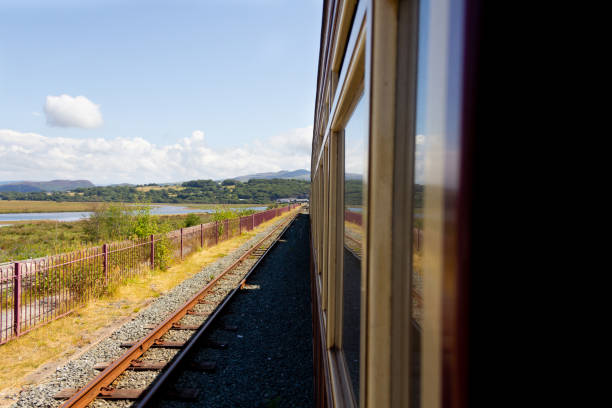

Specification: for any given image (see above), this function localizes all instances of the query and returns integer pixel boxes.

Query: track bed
[159,213,313,408]
[9,213,300,408]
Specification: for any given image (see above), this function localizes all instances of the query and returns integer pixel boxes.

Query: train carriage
[310,0,486,406]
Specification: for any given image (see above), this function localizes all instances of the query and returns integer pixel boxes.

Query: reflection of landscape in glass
[412,184,424,327]
[344,179,364,255]
[412,128,425,324]
[343,216,363,256]
[410,0,430,404]
[344,179,363,206]
[343,95,366,401]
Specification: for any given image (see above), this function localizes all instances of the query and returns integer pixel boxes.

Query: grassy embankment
[0,201,272,263]
[0,208,297,397]
[0,213,213,263]
[0,201,102,214]
[0,200,268,214]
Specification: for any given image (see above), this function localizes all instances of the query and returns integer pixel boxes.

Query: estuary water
[0,205,268,222]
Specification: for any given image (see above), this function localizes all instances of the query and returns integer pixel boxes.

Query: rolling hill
[0,180,95,192]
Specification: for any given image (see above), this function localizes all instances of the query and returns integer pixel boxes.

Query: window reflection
[410,0,430,406]
[343,94,366,401]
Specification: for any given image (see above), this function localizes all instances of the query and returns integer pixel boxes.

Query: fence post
[180,228,184,260]
[251,214,254,230]
[215,221,218,245]
[150,235,155,269]
[239,217,242,235]
[13,262,21,336]
[103,244,108,282]
[200,224,204,248]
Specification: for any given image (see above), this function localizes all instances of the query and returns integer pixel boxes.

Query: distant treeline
[0,178,310,204]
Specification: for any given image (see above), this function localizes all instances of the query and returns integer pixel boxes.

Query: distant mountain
[0,184,42,193]
[232,169,311,182]
[0,179,95,192]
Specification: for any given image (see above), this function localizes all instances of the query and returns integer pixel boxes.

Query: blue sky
[0,0,322,184]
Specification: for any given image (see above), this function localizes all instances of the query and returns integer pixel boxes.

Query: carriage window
[343,94,366,400]
[410,0,430,405]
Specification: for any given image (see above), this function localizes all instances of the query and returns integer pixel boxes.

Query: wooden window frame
[321,5,367,407]
[322,142,330,312]
[389,0,420,406]
[313,0,471,406]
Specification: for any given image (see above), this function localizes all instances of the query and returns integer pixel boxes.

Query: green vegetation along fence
[0,204,300,345]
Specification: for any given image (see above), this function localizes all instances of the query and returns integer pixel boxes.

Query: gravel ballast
[161,213,313,408]
[9,214,298,408]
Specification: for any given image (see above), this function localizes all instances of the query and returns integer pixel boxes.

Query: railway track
[53,212,298,408]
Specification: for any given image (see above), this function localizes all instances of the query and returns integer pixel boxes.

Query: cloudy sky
[0,0,321,184]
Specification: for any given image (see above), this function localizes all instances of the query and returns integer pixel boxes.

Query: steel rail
[59,211,298,408]
[136,214,297,407]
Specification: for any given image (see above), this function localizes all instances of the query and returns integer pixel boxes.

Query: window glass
[337,1,360,78]
[411,0,430,406]
[343,94,366,400]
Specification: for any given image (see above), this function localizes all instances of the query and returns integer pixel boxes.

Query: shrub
[154,233,172,271]
[184,213,201,228]
[84,203,134,242]
[210,207,238,238]
[131,205,157,239]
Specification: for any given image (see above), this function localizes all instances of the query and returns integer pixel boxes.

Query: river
[0,205,268,223]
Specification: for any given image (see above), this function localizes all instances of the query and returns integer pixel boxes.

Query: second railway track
[53,211,299,408]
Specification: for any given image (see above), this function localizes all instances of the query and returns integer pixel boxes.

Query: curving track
[53,212,300,408]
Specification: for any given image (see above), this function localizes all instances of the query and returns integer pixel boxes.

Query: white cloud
[44,94,103,128]
[0,126,313,184]
[345,140,365,175]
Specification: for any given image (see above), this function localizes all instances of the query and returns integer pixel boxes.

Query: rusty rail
[136,213,298,407]
[58,210,299,408]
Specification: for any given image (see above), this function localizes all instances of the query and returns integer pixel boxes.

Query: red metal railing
[344,209,363,226]
[0,204,300,345]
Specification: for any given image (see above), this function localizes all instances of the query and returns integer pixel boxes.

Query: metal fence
[0,204,299,345]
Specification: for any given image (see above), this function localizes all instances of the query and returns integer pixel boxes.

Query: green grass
[0,221,86,262]
[0,200,103,214]
[0,202,280,263]
[0,200,272,214]
[0,213,213,263]
[0,208,296,393]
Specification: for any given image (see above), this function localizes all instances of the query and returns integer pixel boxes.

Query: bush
[209,207,238,238]
[84,203,162,242]
[132,205,158,238]
[184,213,201,228]
[154,233,172,271]
[84,203,134,242]
[236,208,256,216]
